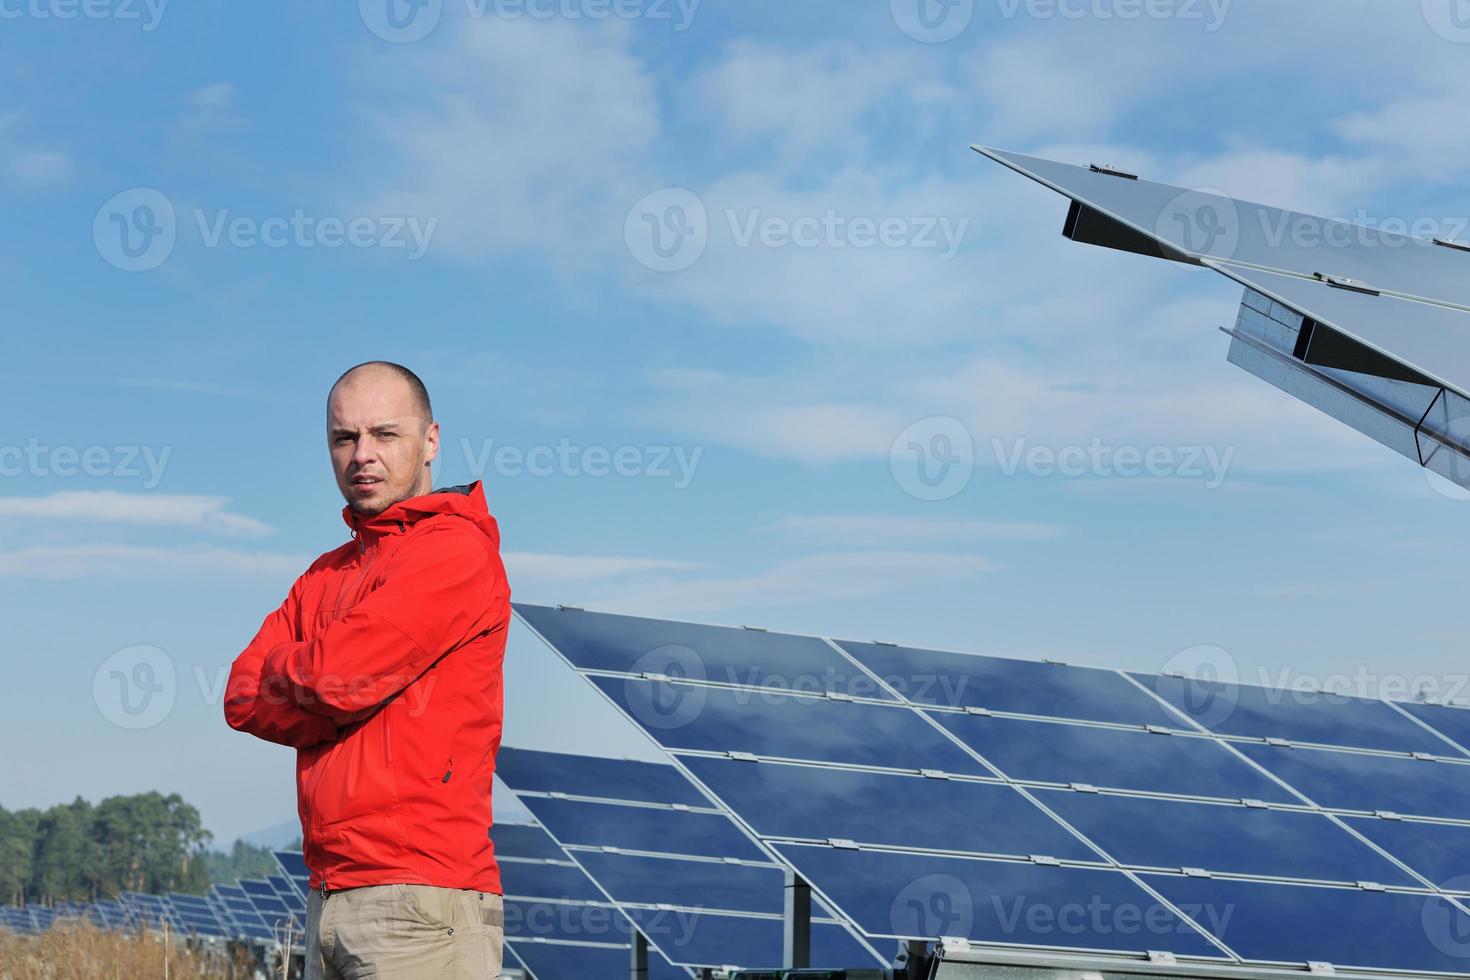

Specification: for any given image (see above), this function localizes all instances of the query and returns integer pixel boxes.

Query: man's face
[327,372,439,515]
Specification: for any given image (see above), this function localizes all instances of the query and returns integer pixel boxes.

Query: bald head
[330,361,432,419]
[327,362,440,515]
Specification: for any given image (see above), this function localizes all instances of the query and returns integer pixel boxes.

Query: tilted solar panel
[973,145,1470,493]
[516,602,1470,977]
[496,745,884,973]
[488,822,691,979]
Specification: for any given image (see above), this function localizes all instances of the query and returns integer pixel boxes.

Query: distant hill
[237,818,301,850]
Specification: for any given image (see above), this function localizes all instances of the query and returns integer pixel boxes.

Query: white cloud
[357,15,659,267]
[0,492,273,536]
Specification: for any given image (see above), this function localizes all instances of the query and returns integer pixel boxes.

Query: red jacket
[224,482,510,893]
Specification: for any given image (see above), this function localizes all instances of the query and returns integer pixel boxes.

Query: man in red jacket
[225,361,510,979]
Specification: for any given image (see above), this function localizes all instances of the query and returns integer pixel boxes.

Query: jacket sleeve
[224,568,341,748]
[260,524,509,724]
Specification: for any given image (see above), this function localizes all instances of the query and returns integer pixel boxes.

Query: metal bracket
[1088,163,1139,180]
[727,751,759,762]
[827,838,859,850]
[872,639,898,647]
[1029,854,1061,866]
[1070,783,1099,793]
[964,706,992,716]
[1312,272,1380,296]
[1414,386,1447,467]
[555,603,584,612]
[920,769,951,780]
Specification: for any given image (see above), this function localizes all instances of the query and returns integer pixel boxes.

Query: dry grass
[0,921,255,980]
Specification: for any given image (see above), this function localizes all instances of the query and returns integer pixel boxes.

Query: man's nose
[352,438,380,466]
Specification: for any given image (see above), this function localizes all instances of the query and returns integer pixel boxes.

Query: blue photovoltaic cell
[933,713,1296,802]
[572,851,783,914]
[1145,874,1470,973]
[273,850,309,879]
[516,604,894,701]
[498,746,710,807]
[1033,790,1416,885]
[506,899,631,945]
[623,908,880,971]
[517,796,766,862]
[1398,701,1470,753]
[835,640,1179,727]
[773,844,1221,958]
[680,756,1095,862]
[1342,816,1470,890]
[499,861,607,903]
[1133,674,1457,755]
[1238,743,1470,819]
[592,676,987,774]
[492,822,571,862]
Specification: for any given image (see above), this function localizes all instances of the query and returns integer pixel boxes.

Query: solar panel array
[516,602,1470,977]
[0,858,309,948]
[489,818,691,979]
[497,746,884,973]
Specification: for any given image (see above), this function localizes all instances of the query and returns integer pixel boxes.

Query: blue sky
[5,0,1470,845]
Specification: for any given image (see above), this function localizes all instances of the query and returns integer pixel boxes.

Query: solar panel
[489,822,692,979]
[517,602,1470,977]
[973,145,1470,492]
[497,745,883,972]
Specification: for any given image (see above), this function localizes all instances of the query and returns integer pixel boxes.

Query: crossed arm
[224,526,508,748]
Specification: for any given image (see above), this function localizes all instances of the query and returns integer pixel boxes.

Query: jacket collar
[342,481,496,543]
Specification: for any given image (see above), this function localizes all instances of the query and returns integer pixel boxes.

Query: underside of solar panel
[515,602,1470,980]
[973,146,1470,491]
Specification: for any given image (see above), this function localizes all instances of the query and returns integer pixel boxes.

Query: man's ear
[422,419,441,465]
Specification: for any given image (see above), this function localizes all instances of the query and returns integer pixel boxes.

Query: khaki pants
[304,884,504,979]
